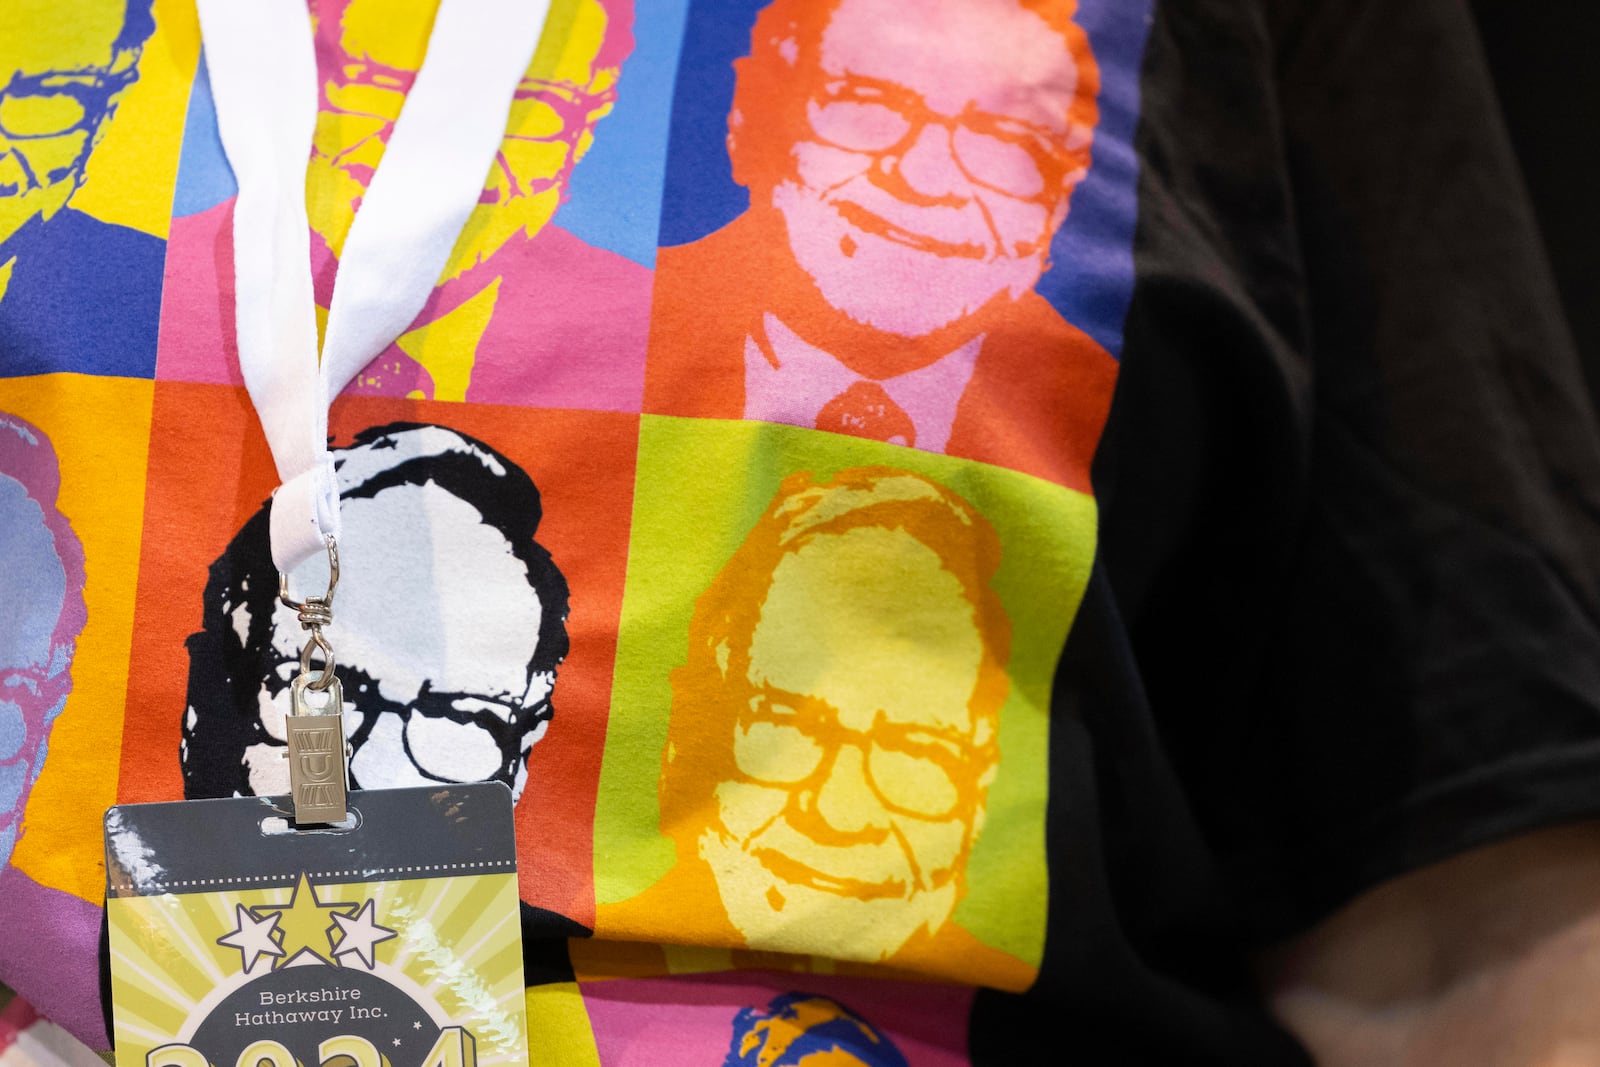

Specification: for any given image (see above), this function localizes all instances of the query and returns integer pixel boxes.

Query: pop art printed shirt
[7,0,1600,1064]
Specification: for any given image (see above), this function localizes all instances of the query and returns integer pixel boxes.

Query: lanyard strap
[197,0,553,574]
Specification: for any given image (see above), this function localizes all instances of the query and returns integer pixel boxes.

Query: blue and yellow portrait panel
[0,0,198,379]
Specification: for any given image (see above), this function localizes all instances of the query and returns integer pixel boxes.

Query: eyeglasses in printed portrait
[159,0,652,412]
[0,0,164,377]
[644,0,1117,490]
[644,467,1014,972]
[308,0,625,291]
[0,413,86,867]
[181,423,569,803]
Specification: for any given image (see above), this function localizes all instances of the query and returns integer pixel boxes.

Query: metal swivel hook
[279,537,341,691]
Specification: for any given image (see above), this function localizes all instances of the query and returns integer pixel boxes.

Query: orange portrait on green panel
[597,417,1096,992]
[665,468,1010,967]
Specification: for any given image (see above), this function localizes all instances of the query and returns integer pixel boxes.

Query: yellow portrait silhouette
[1,0,153,270]
[617,466,1027,984]
[1,0,183,378]
[308,0,623,278]
[301,0,633,400]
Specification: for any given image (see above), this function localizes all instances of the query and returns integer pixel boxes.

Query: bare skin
[1263,822,1600,1066]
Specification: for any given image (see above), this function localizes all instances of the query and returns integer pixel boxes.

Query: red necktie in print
[816,380,917,447]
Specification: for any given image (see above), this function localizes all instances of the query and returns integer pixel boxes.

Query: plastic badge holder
[104,784,527,1067]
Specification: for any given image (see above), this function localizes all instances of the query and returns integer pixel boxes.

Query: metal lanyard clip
[280,538,348,824]
[286,673,349,824]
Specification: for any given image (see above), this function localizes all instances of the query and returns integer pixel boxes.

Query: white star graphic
[330,898,398,970]
[412,1021,422,1030]
[392,1039,402,1048]
[217,904,285,973]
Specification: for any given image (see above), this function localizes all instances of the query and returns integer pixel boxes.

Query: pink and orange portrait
[644,0,1118,490]
[727,0,1099,341]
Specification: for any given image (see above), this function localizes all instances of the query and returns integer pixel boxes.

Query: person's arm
[1172,0,1600,1056]
[1263,821,1600,1065]
[1100,0,1600,1056]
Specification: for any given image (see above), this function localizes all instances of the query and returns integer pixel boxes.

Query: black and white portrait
[181,422,570,802]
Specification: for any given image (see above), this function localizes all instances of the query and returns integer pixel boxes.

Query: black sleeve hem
[1241,743,1600,943]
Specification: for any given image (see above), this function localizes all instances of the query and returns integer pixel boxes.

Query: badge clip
[286,673,348,824]
[280,537,348,825]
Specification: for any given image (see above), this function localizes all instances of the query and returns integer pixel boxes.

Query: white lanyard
[196,0,553,575]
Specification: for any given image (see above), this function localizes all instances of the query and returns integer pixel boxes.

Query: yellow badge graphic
[105,785,527,1067]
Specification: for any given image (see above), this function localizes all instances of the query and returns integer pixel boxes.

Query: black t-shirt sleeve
[1104,0,1600,940]
[1259,0,1600,926]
